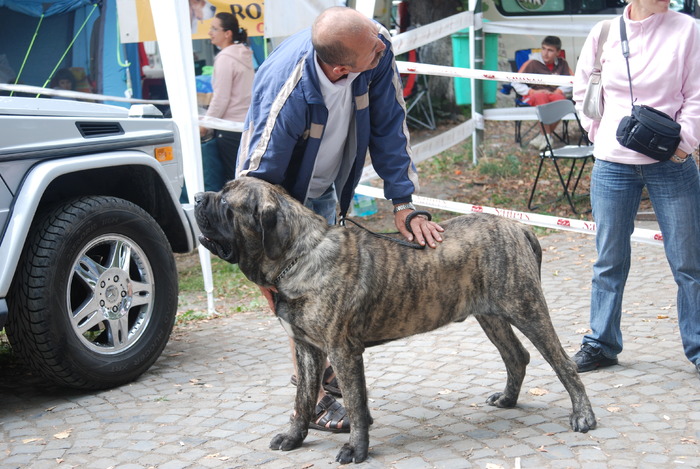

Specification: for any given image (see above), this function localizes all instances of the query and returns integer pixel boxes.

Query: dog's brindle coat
[194,178,596,464]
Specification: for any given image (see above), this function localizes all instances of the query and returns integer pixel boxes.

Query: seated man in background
[511,36,574,149]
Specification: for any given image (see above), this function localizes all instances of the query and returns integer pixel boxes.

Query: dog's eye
[221,198,228,206]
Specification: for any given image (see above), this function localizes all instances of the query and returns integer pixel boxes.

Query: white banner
[392,11,473,55]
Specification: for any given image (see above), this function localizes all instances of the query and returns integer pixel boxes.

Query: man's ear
[333,65,351,76]
[260,204,289,260]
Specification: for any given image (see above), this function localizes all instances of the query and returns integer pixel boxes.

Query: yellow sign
[190,0,265,38]
[129,0,264,43]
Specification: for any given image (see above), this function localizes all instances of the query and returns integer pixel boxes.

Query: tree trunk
[406,0,464,115]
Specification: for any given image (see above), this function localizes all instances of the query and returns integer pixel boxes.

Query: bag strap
[619,15,635,108]
[593,20,611,72]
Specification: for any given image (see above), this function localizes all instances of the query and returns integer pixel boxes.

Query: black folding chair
[527,100,594,214]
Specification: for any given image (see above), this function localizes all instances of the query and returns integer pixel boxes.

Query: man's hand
[394,208,444,248]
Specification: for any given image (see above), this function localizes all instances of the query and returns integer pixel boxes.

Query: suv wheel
[6,196,178,389]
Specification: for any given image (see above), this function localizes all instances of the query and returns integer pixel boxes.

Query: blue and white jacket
[237,24,419,217]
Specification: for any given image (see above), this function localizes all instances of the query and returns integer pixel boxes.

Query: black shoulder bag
[615,16,681,161]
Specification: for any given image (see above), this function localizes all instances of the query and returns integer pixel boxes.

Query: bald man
[237,7,443,433]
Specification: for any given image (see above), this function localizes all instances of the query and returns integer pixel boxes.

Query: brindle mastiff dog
[194,177,596,464]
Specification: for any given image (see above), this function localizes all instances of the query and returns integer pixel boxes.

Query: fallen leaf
[53,430,72,440]
[657,315,669,319]
[607,406,621,413]
[576,328,592,334]
[537,445,548,452]
[529,388,549,396]
[301,464,314,469]
[486,464,505,469]
[22,438,43,444]
[663,415,670,421]
[438,389,452,395]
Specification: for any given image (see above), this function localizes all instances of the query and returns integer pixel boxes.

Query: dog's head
[194,178,328,285]
[195,178,294,263]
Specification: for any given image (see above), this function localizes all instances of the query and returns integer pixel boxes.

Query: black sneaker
[573,343,618,373]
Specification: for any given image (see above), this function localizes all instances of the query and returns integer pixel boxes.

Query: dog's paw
[336,443,368,464]
[570,410,597,433]
[485,392,517,408]
[270,432,304,451]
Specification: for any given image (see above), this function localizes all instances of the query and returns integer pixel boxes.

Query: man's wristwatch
[393,202,415,214]
[670,152,691,164]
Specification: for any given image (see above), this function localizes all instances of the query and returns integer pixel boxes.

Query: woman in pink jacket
[201,12,254,185]
[572,0,700,378]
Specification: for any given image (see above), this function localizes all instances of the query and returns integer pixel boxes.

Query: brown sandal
[309,395,350,433]
[290,365,342,397]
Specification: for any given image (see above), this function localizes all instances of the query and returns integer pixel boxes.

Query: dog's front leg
[269,341,324,451]
[329,350,371,464]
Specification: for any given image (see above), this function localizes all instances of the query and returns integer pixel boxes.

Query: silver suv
[0,97,198,389]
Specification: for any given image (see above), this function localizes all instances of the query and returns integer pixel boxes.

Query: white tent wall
[264,0,346,39]
[148,0,215,314]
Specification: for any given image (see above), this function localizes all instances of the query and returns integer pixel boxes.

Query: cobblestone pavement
[2,229,700,469]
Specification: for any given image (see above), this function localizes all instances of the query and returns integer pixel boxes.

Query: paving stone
[2,231,699,467]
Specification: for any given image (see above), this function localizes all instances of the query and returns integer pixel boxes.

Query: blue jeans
[304,185,337,225]
[585,159,700,364]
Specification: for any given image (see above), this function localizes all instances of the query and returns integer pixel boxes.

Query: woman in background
[200,12,254,185]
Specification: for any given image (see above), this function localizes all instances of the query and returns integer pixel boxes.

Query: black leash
[339,210,432,250]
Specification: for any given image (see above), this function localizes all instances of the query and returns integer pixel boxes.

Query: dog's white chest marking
[277,314,324,349]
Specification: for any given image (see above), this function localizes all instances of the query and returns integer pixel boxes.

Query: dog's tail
[523,227,543,278]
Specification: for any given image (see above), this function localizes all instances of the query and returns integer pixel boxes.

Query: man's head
[540,36,562,65]
[312,7,386,77]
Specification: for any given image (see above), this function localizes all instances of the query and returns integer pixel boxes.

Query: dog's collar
[274,257,300,284]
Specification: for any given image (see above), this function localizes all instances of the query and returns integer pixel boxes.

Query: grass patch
[177,255,264,321]
[421,141,472,176]
[477,154,522,179]
[179,256,251,295]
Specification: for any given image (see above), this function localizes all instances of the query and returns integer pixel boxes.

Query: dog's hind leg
[475,315,530,408]
[328,350,371,464]
[270,341,324,452]
[509,308,597,433]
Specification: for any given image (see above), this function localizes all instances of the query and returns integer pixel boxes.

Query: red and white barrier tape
[353,184,664,246]
[397,61,573,87]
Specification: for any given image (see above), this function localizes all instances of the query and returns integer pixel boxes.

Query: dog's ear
[260,204,289,260]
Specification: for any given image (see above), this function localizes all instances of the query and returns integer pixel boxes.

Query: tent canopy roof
[0,0,99,17]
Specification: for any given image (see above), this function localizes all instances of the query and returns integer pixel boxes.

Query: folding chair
[527,100,594,214]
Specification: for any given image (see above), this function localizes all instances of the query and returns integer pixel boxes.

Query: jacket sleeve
[238,78,308,184]
[676,19,700,155]
[511,60,532,96]
[556,60,574,94]
[366,41,418,203]
[573,21,603,141]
